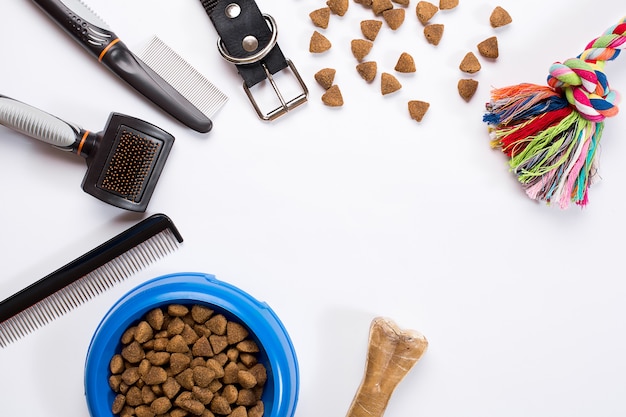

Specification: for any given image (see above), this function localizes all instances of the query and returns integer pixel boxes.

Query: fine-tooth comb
[139,36,229,122]
[31,0,228,133]
[0,213,183,348]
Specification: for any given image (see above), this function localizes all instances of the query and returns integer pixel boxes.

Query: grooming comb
[31,0,227,133]
[0,213,183,348]
[139,36,229,122]
[0,95,174,212]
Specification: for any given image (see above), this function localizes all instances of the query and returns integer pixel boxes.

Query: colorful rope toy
[484,17,626,208]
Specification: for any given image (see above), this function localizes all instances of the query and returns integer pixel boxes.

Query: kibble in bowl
[85,272,299,417]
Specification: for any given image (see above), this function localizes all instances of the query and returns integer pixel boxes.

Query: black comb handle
[0,214,183,331]
[31,0,213,133]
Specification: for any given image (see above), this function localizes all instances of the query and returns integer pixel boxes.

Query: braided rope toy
[484,17,626,208]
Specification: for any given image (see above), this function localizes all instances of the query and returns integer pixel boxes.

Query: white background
[1,1,626,416]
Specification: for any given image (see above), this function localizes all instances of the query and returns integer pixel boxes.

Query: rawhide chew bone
[484,17,626,209]
[346,317,428,417]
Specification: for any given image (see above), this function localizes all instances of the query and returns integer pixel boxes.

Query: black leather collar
[200,0,308,120]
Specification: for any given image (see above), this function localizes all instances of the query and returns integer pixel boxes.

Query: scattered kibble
[361,19,383,41]
[309,7,331,29]
[356,61,378,82]
[381,72,402,95]
[315,68,336,89]
[416,1,438,25]
[372,0,394,15]
[310,31,332,53]
[477,36,499,59]
[408,100,430,122]
[439,0,458,10]
[307,0,510,118]
[489,6,512,28]
[351,39,374,60]
[458,78,479,101]
[382,8,405,30]
[459,51,481,73]
[394,52,416,73]
[326,0,349,16]
[423,23,444,45]
[322,85,344,106]
[108,304,267,417]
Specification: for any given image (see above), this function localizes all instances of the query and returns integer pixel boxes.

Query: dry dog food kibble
[381,72,402,95]
[108,304,267,417]
[310,7,331,29]
[372,0,393,15]
[382,8,405,30]
[310,31,332,53]
[489,6,512,28]
[322,85,345,106]
[307,0,512,119]
[361,20,383,41]
[315,68,337,90]
[477,36,499,59]
[327,0,349,16]
[423,24,444,45]
[351,39,374,61]
[439,0,458,10]
[408,100,430,122]
[416,1,438,25]
[356,61,378,82]
[458,78,479,101]
[360,20,383,41]
[395,52,416,73]
[459,52,481,73]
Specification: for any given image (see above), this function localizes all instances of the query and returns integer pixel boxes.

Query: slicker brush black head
[79,113,174,212]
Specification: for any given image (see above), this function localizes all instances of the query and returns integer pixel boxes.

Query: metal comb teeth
[99,126,162,203]
[139,36,229,120]
[0,214,183,348]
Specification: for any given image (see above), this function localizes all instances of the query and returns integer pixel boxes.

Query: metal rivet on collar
[217,14,278,65]
[242,35,259,52]
[225,3,241,18]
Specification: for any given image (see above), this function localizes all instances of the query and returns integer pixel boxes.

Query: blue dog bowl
[84,272,299,417]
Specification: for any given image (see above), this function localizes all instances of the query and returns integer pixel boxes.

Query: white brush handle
[0,96,78,148]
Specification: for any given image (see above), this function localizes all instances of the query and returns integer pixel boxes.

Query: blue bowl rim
[84,272,299,417]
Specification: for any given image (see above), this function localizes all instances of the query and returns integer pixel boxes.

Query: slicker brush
[0,95,174,211]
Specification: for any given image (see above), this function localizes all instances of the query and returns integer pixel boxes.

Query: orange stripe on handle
[77,130,90,155]
[98,38,120,61]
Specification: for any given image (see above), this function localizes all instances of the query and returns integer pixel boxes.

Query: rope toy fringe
[484,17,626,208]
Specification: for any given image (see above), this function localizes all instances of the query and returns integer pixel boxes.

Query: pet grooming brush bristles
[99,127,162,203]
[140,36,229,120]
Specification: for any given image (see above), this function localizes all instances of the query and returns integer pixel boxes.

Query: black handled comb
[0,95,174,212]
[31,0,214,133]
[0,213,183,348]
